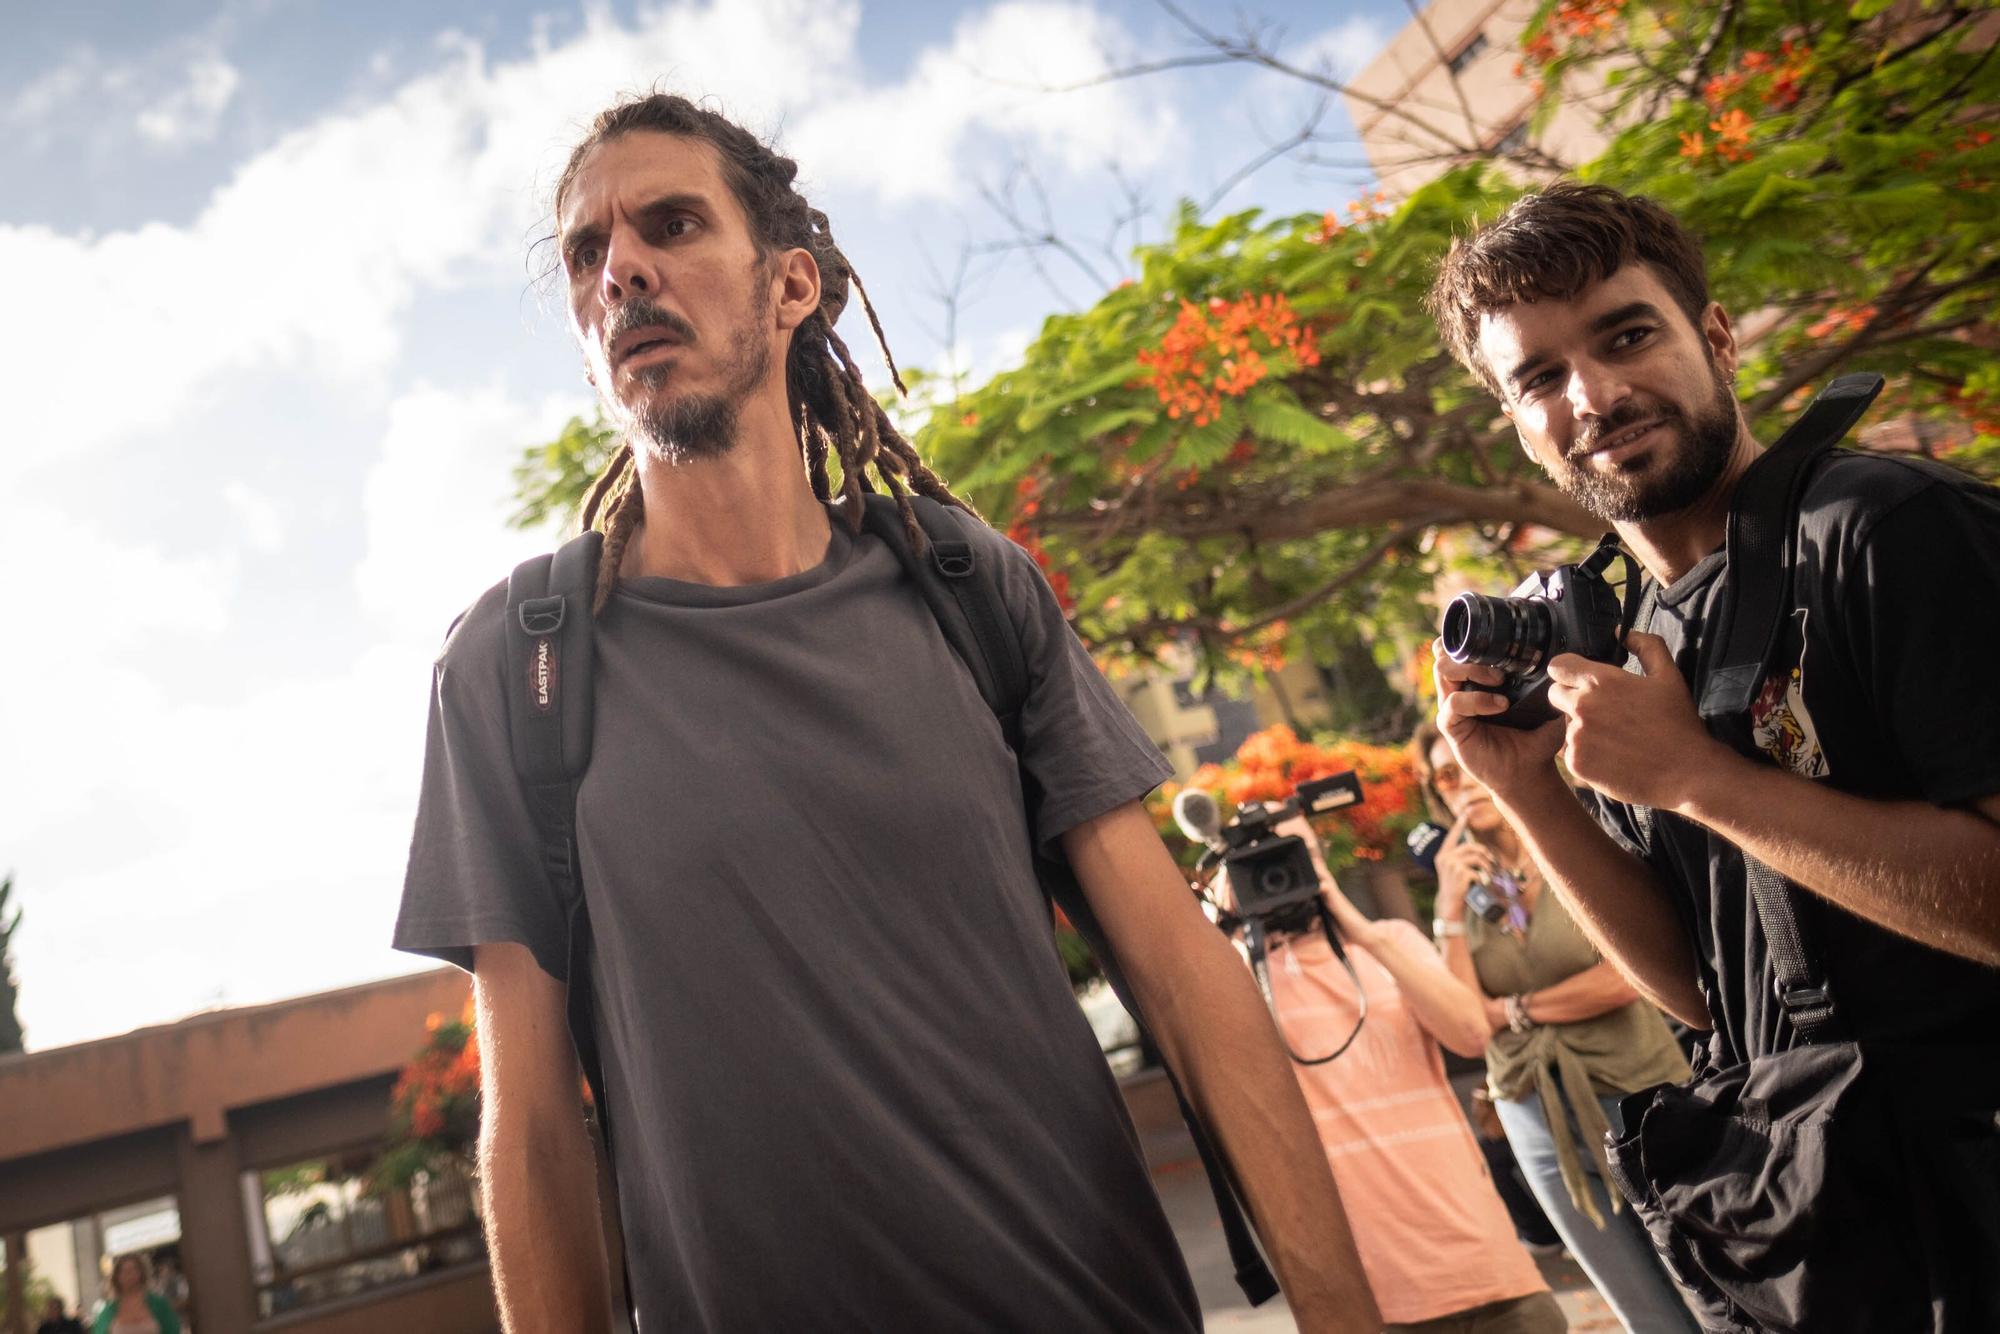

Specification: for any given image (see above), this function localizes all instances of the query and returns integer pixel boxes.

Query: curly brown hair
[1424,182,1712,396]
[549,93,972,611]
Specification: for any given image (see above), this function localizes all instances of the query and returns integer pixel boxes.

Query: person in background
[91,1256,179,1334]
[35,1296,85,1334]
[1413,717,1696,1333]
[1208,809,1566,1334]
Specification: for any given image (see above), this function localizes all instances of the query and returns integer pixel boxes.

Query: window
[244,1150,483,1319]
[1447,32,1489,76]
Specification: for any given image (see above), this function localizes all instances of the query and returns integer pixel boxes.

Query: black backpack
[501,491,1280,1314]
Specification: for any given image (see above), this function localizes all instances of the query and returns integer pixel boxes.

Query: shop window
[243,1148,482,1319]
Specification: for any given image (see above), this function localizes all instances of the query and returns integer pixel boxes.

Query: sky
[3,0,1405,1051]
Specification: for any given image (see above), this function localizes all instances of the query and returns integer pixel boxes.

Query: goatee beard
[623,313,771,467]
[1555,360,1739,523]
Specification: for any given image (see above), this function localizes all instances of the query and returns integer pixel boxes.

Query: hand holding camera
[1434,542,1736,813]
[1429,815,1497,923]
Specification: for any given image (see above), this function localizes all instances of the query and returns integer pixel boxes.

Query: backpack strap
[1696,373,1880,1047]
[503,530,637,1317]
[504,530,607,1094]
[1697,373,1881,721]
[860,493,1281,1306]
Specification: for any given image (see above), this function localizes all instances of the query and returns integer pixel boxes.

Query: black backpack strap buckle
[930,540,975,580]
[519,595,566,636]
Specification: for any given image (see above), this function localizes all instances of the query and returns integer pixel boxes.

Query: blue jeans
[1495,1089,1701,1334]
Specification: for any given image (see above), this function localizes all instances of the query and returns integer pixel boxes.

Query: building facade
[0,971,502,1334]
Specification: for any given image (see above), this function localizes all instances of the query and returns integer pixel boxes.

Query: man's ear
[773,247,821,333]
[1702,300,1739,378]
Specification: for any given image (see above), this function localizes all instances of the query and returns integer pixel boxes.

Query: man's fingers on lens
[1443,688,1509,720]
[1432,639,1504,689]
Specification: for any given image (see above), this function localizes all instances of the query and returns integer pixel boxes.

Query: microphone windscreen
[1406,821,1449,872]
[1172,788,1223,846]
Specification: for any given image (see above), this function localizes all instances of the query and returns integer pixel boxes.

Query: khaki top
[1470,883,1690,1226]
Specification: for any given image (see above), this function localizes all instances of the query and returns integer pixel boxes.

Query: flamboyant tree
[509,0,1997,686]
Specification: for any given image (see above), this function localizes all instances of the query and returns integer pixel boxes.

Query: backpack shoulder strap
[1697,374,1880,1047]
[502,529,638,1321]
[1698,372,1882,721]
[860,492,1280,1305]
[859,494,1029,741]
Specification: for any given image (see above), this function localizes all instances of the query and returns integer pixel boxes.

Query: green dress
[90,1292,181,1334]
[1469,881,1691,1226]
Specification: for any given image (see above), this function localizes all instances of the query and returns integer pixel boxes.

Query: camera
[1439,542,1627,729]
[1175,773,1370,1065]
[1176,774,1365,933]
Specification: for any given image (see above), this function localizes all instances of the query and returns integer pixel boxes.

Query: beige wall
[0,970,469,1174]
[1343,0,1611,196]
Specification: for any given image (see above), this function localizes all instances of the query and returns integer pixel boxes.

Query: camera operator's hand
[1432,814,1497,923]
[1546,631,1737,811]
[1431,637,1564,799]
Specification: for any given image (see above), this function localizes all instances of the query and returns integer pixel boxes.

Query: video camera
[1439,541,1630,730]
[1173,772,1368,1065]
[1174,772,1365,933]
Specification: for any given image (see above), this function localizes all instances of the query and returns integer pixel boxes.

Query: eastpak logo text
[532,638,557,713]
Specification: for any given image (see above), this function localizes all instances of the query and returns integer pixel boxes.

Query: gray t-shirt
[393,507,1199,1332]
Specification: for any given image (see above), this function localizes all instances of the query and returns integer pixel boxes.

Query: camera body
[1217,773,1365,932]
[1440,545,1625,730]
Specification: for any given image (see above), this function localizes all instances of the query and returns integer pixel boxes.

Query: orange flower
[1679,131,1706,160]
[1709,108,1755,163]
[1136,293,1321,427]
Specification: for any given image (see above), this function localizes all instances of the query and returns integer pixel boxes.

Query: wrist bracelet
[1432,917,1466,940]
[1505,992,1536,1033]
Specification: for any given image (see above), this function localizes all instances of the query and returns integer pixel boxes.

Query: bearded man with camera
[1422,183,2000,1333]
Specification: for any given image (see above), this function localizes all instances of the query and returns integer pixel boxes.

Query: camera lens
[1442,592,1553,674]
[1258,865,1296,897]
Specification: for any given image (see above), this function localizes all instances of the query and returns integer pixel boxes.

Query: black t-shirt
[1592,450,2000,1065]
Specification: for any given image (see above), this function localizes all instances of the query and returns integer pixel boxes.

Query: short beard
[1553,359,1739,522]
[627,320,771,467]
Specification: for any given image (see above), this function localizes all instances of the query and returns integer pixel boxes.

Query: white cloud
[792,2,1167,202]
[1,0,1157,474]
[1282,16,1389,85]
[355,382,582,642]
[1,47,101,132]
[221,481,287,553]
[135,51,241,147]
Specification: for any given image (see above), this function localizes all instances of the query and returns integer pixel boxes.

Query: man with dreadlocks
[392,94,1375,1332]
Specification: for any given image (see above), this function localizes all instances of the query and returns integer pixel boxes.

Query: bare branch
[1045,476,1602,545]
[1200,97,1332,214]
[1402,0,1481,146]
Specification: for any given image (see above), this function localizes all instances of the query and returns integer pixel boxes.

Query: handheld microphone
[1173,788,1227,872]
[1405,821,1449,873]
[1173,788,1225,848]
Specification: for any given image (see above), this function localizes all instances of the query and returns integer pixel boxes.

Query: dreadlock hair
[551,92,974,612]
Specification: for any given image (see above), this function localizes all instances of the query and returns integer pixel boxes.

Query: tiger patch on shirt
[1750,609,1828,779]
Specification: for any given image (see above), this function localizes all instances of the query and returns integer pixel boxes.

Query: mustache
[1571,400,1678,458]
[604,298,698,356]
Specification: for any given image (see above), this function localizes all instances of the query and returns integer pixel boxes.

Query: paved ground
[1148,1133,1622,1333]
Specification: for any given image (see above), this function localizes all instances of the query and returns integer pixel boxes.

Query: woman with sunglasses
[1411,719,1698,1334]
